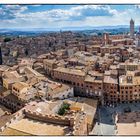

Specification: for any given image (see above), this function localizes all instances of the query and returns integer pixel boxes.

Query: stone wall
[0,109,25,132]
[24,109,87,135]
[72,112,88,136]
[24,109,74,126]
[0,107,88,136]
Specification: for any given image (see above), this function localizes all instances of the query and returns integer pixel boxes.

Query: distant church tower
[0,47,3,65]
[130,18,134,38]
[103,32,109,45]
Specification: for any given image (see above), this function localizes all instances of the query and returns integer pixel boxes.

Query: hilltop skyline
[1,5,140,29]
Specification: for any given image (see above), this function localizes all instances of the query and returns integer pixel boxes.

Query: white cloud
[135,5,140,9]
[0,5,27,20]
[0,5,139,28]
[14,5,117,23]
[71,5,118,16]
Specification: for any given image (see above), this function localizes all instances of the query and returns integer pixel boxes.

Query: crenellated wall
[24,109,87,135]
[72,112,87,136]
[0,107,88,135]
[24,109,75,126]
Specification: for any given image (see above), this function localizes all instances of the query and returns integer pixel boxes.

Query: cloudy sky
[0,4,140,29]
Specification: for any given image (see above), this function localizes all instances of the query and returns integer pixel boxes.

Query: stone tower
[103,32,109,45]
[130,18,134,38]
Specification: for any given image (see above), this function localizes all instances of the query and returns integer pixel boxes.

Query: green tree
[4,37,11,42]
[58,108,65,115]
[58,102,70,116]
[63,103,70,110]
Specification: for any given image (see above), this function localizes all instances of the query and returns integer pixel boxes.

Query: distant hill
[0,25,139,37]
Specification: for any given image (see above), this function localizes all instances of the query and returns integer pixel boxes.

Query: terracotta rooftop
[116,111,140,135]
[12,82,30,91]
[7,118,69,135]
[24,101,62,115]
[3,71,21,79]
[54,67,85,76]
[25,67,44,77]
[104,76,118,84]
[65,97,98,125]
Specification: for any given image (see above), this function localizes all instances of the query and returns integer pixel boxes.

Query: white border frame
[0,0,140,4]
